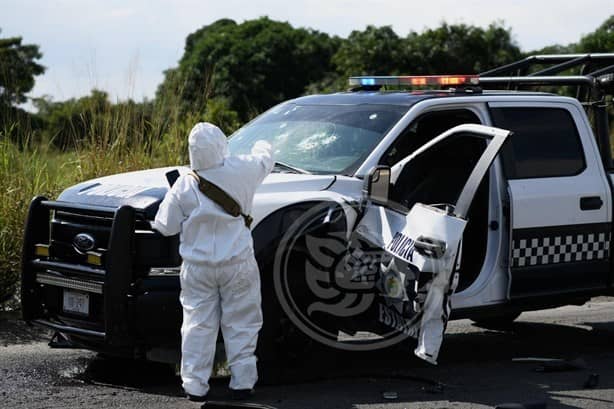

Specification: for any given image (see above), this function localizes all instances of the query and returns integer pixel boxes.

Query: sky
[1,0,611,106]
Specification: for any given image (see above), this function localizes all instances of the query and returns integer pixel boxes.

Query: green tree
[34,90,111,149]
[525,15,614,98]
[332,25,408,77]
[0,29,45,108]
[407,22,522,74]
[575,15,614,144]
[577,15,614,53]
[313,22,521,92]
[527,15,614,64]
[158,17,338,121]
[203,97,240,135]
[307,25,407,92]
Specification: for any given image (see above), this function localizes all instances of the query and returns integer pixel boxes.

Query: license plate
[63,290,90,315]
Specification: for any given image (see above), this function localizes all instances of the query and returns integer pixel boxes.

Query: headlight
[149,267,181,276]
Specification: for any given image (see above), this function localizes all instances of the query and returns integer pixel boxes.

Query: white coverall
[152,122,274,397]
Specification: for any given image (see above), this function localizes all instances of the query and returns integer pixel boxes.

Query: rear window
[490,107,585,179]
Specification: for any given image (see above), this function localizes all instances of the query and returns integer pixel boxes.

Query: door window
[490,107,586,179]
[390,134,486,210]
[381,109,481,167]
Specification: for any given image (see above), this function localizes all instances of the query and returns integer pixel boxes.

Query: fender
[251,192,359,260]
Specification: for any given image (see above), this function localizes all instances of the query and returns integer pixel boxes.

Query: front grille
[36,272,104,294]
[49,210,179,271]
[50,214,112,263]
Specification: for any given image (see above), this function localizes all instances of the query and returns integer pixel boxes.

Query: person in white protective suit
[152,122,274,401]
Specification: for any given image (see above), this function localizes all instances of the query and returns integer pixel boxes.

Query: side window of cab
[489,107,586,179]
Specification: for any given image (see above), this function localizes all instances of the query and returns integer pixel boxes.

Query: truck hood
[57,166,337,218]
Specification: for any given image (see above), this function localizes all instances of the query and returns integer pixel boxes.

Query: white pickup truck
[21,54,614,373]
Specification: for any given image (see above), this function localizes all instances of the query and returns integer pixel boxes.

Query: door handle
[580,196,603,211]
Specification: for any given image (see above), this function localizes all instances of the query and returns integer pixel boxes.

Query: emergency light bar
[349,75,480,87]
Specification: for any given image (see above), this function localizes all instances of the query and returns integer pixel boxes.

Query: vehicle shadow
[269,318,614,378]
[252,319,614,408]
[75,355,183,396]
[73,319,614,407]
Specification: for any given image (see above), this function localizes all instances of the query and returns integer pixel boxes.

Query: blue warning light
[360,78,376,86]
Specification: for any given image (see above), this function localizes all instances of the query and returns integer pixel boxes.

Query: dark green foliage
[157,17,338,121]
[526,17,614,102]
[406,22,522,74]
[577,16,614,53]
[32,90,164,150]
[529,44,577,55]
[0,29,45,108]
[0,105,44,146]
[333,25,408,77]
[33,90,111,149]
[333,21,522,79]
[574,16,614,150]
[203,98,241,134]
[161,18,524,106]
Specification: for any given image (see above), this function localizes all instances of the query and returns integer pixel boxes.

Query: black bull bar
[21,196,138,346]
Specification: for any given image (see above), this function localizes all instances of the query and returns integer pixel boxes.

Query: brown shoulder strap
[189,171,253,228]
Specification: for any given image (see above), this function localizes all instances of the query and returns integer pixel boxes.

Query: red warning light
[404,75,477,86]
[349,75,479,87]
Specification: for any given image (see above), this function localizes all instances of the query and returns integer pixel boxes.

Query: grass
[0,97,206,309]
[1,127,68,305]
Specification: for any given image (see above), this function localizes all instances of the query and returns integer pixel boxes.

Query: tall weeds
[0,124,69,305]
[0,93,211,308]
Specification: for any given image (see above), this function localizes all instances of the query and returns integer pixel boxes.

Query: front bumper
[21,197,182,352]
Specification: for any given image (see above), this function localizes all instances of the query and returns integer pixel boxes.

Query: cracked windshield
[228,103,408,174]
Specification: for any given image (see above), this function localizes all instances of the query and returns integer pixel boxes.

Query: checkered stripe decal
[512,231,610,268]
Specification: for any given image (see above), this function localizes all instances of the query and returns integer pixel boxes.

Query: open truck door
[349,124,511,364]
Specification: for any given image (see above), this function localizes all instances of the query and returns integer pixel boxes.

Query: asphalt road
[2,298,614,409]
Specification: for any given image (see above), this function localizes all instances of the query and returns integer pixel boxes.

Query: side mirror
[363,166,391,204]
[165,169,180,187]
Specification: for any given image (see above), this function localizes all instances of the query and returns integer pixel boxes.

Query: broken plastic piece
[48,331,75,349]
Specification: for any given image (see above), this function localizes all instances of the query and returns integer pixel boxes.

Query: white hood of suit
[188,122,229,171]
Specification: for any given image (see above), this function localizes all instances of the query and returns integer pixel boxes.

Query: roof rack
[478,53,614,101]
[479,53,614,77]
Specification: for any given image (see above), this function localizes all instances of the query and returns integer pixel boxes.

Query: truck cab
[21,54,614,368]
